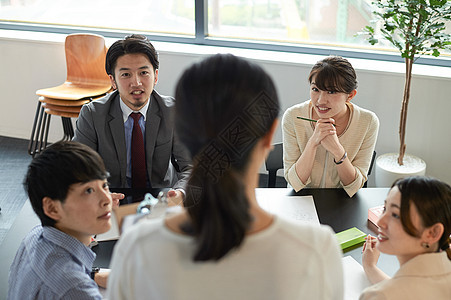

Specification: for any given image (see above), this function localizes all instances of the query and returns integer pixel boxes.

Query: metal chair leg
[64,117,75,140]
[61,117,74,141]
[61,117,70,141]
[267,170,277,188]
[28,102,44,156]
[30,94,89,156]
[68,119,74,139]
[36,112,51,156]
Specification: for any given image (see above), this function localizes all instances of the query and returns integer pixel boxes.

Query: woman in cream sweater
[282,56,379,196]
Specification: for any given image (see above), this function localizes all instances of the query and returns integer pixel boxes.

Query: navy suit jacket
[73,90,191,190]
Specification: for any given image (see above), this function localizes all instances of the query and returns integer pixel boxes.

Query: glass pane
[208,0,450,55]
[0,0,195,36]
[208,0,372,47]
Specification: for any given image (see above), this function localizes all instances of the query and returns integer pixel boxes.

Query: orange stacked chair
[29,33,112,156]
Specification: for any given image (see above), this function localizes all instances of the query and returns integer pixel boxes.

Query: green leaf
[368,38,378,45]
[430,0,447,7]
[432,49,440,57]
[365,25,375,34]
[362,0,451,60]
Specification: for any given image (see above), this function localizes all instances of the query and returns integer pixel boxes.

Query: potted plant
[361,0,451,186]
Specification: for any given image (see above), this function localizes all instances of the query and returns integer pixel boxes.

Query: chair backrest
[265,142,284,188]
[368,150,376,177]
[65,33,110,86]
[363,150,376,188]
[264,145,376,188]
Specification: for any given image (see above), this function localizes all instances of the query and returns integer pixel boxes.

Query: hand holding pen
[298,116,338,147]
[297,116,336,127]
[362,235,380,268]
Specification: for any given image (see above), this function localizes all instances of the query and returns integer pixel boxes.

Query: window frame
[0,0,449,67]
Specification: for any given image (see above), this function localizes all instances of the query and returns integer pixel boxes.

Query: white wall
[1,30,450,186]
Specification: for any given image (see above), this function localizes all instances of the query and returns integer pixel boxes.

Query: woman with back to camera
[282,56,379,197]
[107,54,344,300]
[361,176,451,299]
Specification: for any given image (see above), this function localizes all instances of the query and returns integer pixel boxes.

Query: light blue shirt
[8,225,101,300]
[119,98,150,187]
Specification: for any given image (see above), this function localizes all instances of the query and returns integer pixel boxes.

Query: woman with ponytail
[108,54,343,300]
[361,176,451,299]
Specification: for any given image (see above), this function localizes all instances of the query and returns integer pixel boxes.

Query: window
[208,0,372,48]
[0,0,195,36]
[0,0,449,67]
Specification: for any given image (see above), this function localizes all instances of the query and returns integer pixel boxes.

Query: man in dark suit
[73,34,191,204]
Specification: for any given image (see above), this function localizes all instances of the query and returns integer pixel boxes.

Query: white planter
[375,153,426,187]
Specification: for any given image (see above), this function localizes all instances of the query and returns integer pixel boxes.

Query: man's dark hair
[105,34,159,77]
[24,141,109,227]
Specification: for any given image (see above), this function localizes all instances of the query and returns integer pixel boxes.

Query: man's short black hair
[105,34,159,77]
[24,141,109,227]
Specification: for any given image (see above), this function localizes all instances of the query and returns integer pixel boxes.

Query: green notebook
[335,227,366,250]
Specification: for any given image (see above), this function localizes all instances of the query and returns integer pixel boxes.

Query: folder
[368,205,384,226]
[335,227,366,250]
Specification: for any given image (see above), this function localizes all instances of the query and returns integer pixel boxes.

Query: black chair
[265,142,285,188]
[363,150,376,188]
[265,144,376,188]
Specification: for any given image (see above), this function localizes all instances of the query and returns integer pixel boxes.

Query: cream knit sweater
[282,100,379,197]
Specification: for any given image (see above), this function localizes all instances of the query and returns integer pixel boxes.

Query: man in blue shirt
[8,141,113,299]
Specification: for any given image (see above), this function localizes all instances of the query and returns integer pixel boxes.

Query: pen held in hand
[297,116,336,127]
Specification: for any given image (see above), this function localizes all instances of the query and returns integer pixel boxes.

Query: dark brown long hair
[308,56,357,93]
[175,54,280,261]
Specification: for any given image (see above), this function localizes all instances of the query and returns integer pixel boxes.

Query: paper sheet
[98,268,109,299]
[255,190,320,224]
[97,191,320,240]
[342,256,371,300]
[95,210,120,242]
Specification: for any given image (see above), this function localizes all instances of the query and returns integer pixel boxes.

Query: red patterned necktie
[130,112,146,188]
